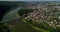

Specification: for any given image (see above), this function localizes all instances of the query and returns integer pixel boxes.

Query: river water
[2,7,21,23]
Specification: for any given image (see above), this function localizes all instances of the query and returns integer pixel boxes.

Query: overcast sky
[0,0,60,1]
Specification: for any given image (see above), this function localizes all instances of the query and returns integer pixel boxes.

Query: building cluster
[24,2,60,29]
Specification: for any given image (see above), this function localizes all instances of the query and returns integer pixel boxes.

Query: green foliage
[0,23,10,32]
[18,9,34,16]
[25,18,60,32]
[58,4,60,6]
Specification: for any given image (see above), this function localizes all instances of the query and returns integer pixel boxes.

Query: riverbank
[7,18,41,32]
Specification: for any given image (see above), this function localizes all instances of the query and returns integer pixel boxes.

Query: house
[54,6,60,10]
[56,25,60,27]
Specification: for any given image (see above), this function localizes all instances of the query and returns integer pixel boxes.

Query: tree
[18,8,34,16]
[0,5,11,32]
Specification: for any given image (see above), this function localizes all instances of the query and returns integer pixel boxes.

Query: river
[1,7,41,32]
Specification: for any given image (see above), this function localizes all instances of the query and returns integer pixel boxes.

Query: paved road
[7,19,41,32]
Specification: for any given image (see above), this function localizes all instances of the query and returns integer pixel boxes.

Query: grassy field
[7,19,41,32]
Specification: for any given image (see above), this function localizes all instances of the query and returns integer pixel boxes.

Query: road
[7,18,41,32]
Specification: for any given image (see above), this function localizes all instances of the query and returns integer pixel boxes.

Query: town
[21,2,60,32]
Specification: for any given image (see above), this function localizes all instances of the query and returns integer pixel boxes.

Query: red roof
[32,12,36,14]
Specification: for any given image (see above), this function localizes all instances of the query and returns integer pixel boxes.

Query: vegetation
[18,7,60,32]
[18,8,34,16]
[0,23,10,32]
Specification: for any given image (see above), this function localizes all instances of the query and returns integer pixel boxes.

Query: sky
[0,0,60,1]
